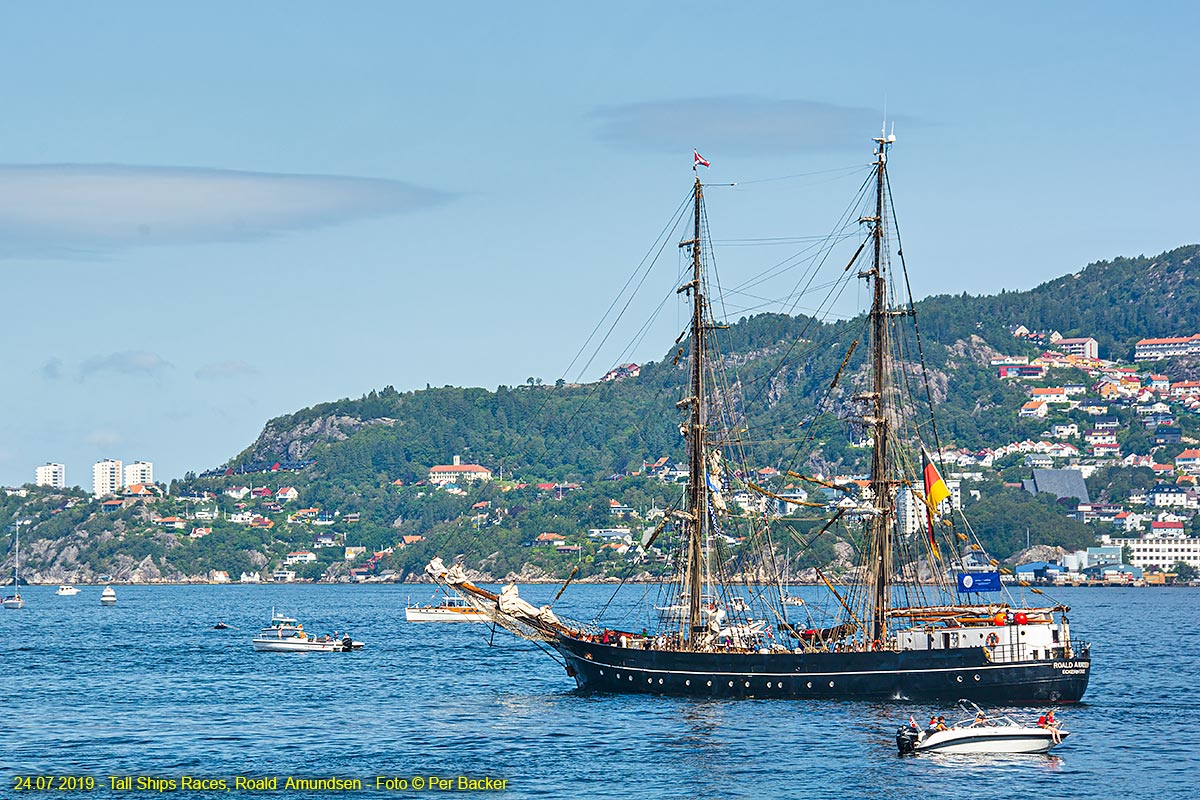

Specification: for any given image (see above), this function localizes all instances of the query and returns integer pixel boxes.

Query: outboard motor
[896,726,920,755]
[341,636,354,652]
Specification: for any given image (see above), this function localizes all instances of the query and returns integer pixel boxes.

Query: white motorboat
[3,522,26,609]
[251,610,363,652]
[100,585,117,605]
[405,590,488,622]
[56,585,80,596]
[897,701,1069,755]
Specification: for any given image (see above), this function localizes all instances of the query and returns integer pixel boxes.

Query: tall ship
[427,133,1091,703]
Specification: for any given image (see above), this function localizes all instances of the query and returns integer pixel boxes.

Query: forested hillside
[8,244,1198,583]
[234,245,1200,487]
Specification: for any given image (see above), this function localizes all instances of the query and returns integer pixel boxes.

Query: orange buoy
[1014,612,1029,625]
[993,611,1006,626]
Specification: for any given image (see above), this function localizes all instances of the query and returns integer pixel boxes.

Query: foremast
[864,131,896,645]
[681,176,709,647]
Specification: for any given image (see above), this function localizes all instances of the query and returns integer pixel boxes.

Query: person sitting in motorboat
[971,711,991,727]
[935,715,948,731]
[1039,710,1063,744]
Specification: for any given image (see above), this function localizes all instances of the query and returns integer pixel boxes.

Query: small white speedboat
[897,701,1069,755]
[56,585,80,596]
[100,585,117,605]
[251,610,363,652]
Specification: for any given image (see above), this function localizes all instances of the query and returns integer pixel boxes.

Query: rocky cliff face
[245,414,396,461]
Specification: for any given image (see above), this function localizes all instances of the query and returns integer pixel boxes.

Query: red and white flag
[693,149,710,169]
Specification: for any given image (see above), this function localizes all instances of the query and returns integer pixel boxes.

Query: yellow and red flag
[922,450,950,559]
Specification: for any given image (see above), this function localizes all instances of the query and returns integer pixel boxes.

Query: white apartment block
[1110,534,1200,570]
[35,462,66,489]
[124,460,154,487]
[92,459,123,498]
[896,481,961,540]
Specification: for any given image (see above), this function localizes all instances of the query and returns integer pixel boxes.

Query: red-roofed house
[276,487,299,502]
[428,456,493,486]
[1019,400,1047,418]
[1171,381,1200,398]
[535,532,566,546]
[1149,374,1170,392]
[1175,449,1200,475]
[1031,387,1069,404]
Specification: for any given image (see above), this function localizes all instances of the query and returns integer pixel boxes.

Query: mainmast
[681,176,708,645]
[865,130,896,644]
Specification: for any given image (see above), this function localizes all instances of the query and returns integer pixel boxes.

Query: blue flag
[957,571,1001,593]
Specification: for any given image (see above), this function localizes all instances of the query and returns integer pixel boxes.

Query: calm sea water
[3,584,1197,799]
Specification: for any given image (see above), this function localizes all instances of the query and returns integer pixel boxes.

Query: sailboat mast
[683,176,707,644]
[867,133,893,644]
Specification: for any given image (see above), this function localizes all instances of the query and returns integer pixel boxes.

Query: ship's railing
[983,642,1028,663]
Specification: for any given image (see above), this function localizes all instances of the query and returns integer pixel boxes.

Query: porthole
[744,681,750,688]
[828,681,835,688]
[728,681,735,687]
[658,678,664,685]
[628,675,633,681]
[706,680,712,687]
[647,678,653,684]
[766,682,772,688]
[806,681,812,689]
[615,672,620,679]
[973,674,981,682]
[599,670,604,676]
[956,675,963,683]
[685,679,691,686]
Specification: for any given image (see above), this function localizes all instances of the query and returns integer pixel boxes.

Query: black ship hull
[552,636,1090,704]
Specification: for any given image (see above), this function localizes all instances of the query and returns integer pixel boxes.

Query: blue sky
[1,2,1196,487]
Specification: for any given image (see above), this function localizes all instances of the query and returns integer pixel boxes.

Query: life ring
[986,633,999,647]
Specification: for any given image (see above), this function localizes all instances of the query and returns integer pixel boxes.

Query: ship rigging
[426,132,1091,703]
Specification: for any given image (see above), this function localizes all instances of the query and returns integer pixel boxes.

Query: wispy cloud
[593,96,906,155]
[40,357,63,380]
[0,164,450,259]
[84,428,123,448]
[195,360,257,381]
[79,350,172,380]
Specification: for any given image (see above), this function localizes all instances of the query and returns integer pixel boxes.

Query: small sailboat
[100,585,117,606]
[3,521,26,610]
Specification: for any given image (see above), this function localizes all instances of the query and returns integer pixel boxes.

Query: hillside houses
[1134,334,1200,361]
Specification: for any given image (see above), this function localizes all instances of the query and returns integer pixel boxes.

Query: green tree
[1172,561,1197,583]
